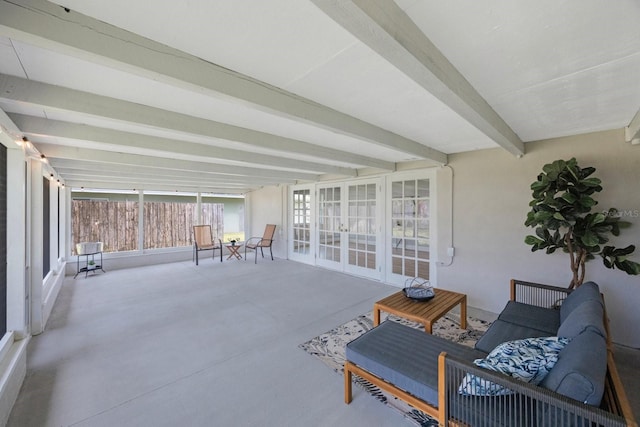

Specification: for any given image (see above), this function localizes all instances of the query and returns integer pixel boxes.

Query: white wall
[438,129,640,347]
[245,186,287,259]
[246,130,639,346]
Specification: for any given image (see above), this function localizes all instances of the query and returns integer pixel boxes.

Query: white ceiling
[0,0,638,193]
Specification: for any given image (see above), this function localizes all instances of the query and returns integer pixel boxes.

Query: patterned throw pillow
[459,336,570,396]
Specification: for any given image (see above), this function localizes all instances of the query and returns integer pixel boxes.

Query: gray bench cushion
[474,319,553,354]
[560,281,602,323]
[498,301,560,334]
[540,329,607,406]
[346,320,485,406]
[557,299,605,339]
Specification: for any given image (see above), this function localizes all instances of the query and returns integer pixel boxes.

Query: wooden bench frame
[343,279,637,427]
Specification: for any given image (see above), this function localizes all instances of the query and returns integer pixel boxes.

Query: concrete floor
[8,259,640,426]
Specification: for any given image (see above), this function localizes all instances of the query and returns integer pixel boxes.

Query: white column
[29,159,44,335]
[6,147,28,338]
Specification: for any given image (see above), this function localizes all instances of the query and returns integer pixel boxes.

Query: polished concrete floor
[8,259,640,426]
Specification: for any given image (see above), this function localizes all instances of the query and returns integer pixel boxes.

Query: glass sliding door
[387,173,433,285]
[289,185,314,264]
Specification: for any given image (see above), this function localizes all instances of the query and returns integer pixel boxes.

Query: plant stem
[566,231,579,289]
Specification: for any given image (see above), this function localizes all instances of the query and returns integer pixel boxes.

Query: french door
[288,185,314,264]
[316,179,381,279]
[386,173,434,286]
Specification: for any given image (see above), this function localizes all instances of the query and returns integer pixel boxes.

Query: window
[143,193,224,249]
[72,190,234,252]
[71,190,139,254]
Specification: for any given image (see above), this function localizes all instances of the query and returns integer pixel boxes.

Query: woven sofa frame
[344,279,637,427]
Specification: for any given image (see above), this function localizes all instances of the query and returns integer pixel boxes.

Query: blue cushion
[540,330,607,406]
[460,336,569,396]
[474,319,551,354]
[498,301,560,334]
[560,282,602,323]
[557,299,605,339]
[346,320,485,406]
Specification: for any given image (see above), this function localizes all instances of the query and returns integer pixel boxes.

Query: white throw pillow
[459,336,569,396]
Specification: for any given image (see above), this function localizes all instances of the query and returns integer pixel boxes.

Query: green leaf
[582,177,602,187]
[561,192,577,204]
[553,212,566,221]
[578,196,596,208]
[525,235,543,246]
[581,231,599,247]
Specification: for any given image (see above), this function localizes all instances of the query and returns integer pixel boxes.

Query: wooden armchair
[244,224,276,264]
[193,225,222,265]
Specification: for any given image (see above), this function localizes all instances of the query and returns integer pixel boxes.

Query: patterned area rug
[299,311,491,427]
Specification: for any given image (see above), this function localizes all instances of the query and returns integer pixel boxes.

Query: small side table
[226,243,243,260]
[74,251,106,278]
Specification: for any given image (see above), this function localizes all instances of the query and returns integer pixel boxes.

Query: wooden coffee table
[373,288,467,334]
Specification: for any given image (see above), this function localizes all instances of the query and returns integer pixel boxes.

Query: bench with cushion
[344,279,637,426]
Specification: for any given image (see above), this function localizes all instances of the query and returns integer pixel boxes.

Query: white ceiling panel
[0,0,637,192]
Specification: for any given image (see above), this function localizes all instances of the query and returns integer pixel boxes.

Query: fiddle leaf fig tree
[524,158,640,289]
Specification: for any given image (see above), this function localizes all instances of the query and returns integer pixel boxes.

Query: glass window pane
[418,261,429,279]
[349,185,357,200]
[404,180,415,198]
[405,258,416,277]
[392,181,403,199]
[392,200,402,217]
[367,183,376,200]
[404,200,415,218]
[392,256,403,274]
[418,179,429,197]
[418,200,429,219]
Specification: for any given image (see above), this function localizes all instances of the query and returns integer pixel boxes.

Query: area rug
[299,311,491,426]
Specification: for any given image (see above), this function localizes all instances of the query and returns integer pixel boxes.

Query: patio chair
[193,225,222,265]
[244,224,276,264]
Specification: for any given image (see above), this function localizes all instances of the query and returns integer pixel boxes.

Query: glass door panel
[289,185,314,264]
[345,181,379,279]
[388,176,432,285]
[316,185,342,269]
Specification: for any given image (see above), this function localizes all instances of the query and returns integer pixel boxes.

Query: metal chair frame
[193,225,222,265]
[244,224,276,264]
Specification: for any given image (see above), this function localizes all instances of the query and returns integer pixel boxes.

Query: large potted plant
[524,158,640,288]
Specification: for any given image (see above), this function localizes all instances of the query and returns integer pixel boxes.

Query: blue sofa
[344,280,636,426]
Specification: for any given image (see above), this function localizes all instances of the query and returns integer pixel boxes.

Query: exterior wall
[439,129,640,347]
[245,186,286,259]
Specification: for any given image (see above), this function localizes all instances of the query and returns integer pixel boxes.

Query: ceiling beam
[33,143,321,181]
[625,108,640,145]
[0,0,445,163]
[49,163,282,186]
[11,114,357,176]
[0,74,394,171]
[311,0,525,157]
[58,172,251,188]
[65,180,252,194]
[49,160,286,186]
